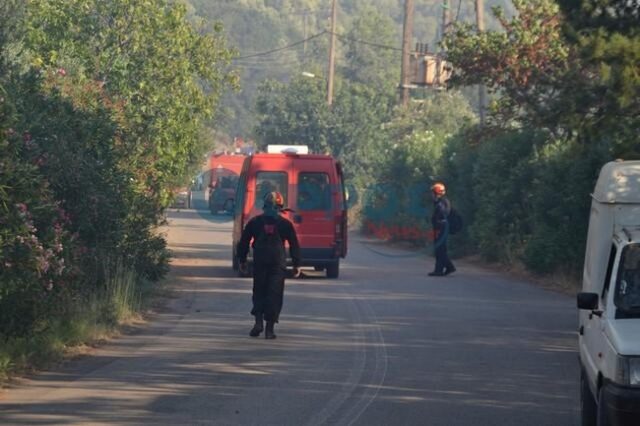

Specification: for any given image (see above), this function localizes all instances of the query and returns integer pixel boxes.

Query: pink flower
[15,203,28,213]
[56,259,65,275]
[57,68,67,76]
[37,256,50,274]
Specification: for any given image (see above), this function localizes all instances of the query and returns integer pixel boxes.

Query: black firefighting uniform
[237,213,301,323]
[431,196,455,274]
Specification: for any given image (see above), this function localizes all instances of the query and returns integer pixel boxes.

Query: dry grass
[463,254,581,296]
[0,264,163,387]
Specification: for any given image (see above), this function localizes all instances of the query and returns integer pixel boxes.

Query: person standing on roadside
[237,191,301,339]
[429,182,456,276]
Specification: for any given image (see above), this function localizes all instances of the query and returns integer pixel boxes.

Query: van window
[255,172,288,208]
[219,175,238,189]
[297,172,331,211]
[614,243,640,316]
[602,245,617,300]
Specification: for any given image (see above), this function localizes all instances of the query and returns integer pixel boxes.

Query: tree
[26,0,236,193]
[557,0,640,155]
[254,76,332,155]
[342,5,399,91]
[443,0,639,155]
[442,0,575,133]
[254,74,395,182]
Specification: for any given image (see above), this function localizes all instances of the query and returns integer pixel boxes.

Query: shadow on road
[0,209,579,426]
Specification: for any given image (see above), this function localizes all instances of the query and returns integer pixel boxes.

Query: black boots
[250,315,276,339]
[250,314,264,337]
[265,321,276,339]
[428,266,456,277]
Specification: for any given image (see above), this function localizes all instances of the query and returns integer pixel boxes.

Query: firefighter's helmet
[263,191,285,208]
[431,182,446,196]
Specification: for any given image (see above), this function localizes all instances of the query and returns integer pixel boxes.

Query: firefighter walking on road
[429,182,456,277]
[237,191,301,339]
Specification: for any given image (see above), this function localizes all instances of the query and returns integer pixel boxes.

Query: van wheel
[326,261,339,279]
[581,369,597,426]
[597,386,611,426]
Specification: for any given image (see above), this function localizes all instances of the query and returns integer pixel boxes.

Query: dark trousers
[434,237,454,273]
[251,263,286,323]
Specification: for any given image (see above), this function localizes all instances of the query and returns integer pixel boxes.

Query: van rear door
[292,158,335,251]
[336,161,347,257]
[245,156,292,221]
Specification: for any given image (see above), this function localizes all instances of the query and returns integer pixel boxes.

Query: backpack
[448,208,463,235]
[252,215,286,264]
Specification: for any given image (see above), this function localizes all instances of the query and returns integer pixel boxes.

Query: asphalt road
[0,208,579,425]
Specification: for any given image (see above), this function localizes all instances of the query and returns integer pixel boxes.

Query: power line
[331,31,403,52]
[233,29,401,63]
[234,52,304,65]
[234,56,306,68]
[237,65,301,70]
[234,59,305,69]
[233,31,327,60]
[202,4,330,17]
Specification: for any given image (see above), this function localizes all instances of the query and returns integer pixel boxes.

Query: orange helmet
[431,182,446,196]
[263,191,284,208]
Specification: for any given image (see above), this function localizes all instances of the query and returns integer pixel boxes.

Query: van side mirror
[577,292,599,310]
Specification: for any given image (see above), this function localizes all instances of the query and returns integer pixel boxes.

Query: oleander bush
[0,0,234,378]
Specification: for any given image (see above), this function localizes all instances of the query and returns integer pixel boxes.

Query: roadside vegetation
[1,0,637,382]
[441,0,639,274]
[181,0,515,138]
[0,0,235,382]
[246,0,638,278]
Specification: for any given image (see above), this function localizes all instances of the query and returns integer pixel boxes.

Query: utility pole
[400,0,414,107]
[437,0,451,88]
[441,0,451,39]
[327,0,337,106]
[475,0,486,125]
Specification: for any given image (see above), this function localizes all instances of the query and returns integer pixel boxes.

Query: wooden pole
[442,0,451,39]
[476,0,486,125]
[400,0,415,107]
[327,0,338,106]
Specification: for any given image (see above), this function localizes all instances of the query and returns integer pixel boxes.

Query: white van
[578,160,640,425]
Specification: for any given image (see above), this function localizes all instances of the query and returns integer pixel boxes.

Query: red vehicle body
[231,152,348,278]
[207,154,245,214]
